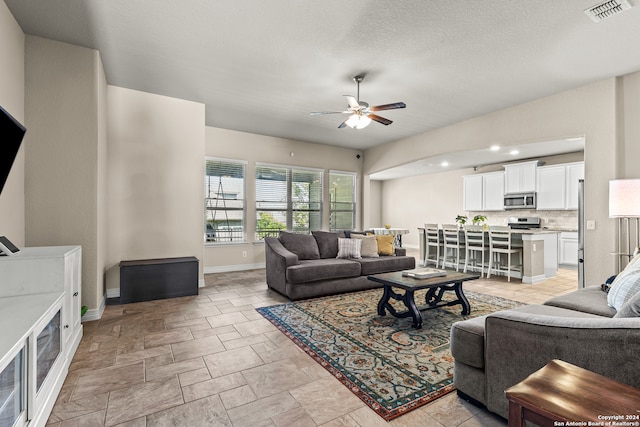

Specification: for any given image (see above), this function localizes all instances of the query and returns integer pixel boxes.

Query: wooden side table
[505,359,640,427]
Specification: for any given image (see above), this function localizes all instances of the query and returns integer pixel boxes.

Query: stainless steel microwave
[504,192,536,209]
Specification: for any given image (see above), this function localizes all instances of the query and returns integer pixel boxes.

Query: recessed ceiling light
[441,161,449,167]
[510,150,519,155]
[490,145,500,151]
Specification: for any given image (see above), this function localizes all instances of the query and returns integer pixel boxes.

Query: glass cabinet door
[36,310,61,393]
[0,348,25,427]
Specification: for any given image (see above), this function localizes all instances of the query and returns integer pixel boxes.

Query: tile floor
[48,255,577,426]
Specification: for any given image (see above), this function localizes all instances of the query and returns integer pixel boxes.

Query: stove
[508,217,541,230]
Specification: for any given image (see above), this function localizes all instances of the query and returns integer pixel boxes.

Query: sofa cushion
[357,255,415,276]
[544,285,617,318]
[451,315,487,369]
[279,232,320,260]
[336,237,362,259]
[608,269,640,311]
[350,234,379,258]
[312,231,344,259]
[376,234,395,256]
[615,290,640,317]
[286,259,361,284]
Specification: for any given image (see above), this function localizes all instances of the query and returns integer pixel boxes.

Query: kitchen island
[418,228,559,283]
[512,229,559,283]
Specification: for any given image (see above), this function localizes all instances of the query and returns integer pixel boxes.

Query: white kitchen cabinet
[536,162,584,210]
[463,174,483,211]
[482,171,505,211]
[559,232,579,265]
[463,172,504,211]
[536,165,566,209]
[504,161,538,194]
[0,246,82,427]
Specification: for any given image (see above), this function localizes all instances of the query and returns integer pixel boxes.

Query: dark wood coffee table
[505,359,640,427]
[368,270,480,329]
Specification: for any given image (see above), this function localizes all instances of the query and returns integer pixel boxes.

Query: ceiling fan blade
[338,117,350,129]
[343,95,360,109]
[367,113,393,126]
[309,111,350,115]
[369,102,406,111]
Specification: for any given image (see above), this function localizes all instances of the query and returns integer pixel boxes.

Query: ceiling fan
[310,75,406,129]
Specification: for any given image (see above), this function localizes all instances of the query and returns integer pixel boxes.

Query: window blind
[205,158,246,243]
[329,171,356,231]
[256,164,323,239]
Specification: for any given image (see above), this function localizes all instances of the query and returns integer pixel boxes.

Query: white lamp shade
[609,179,640,217]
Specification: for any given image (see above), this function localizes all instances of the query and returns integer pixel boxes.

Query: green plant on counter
[455,215,468,226]
[472,215,487,225]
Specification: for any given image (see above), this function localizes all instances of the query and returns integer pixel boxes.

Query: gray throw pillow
[312,231,344,259]
[336,237,362,259]
[279,232,320,260]
[614,290,640,318]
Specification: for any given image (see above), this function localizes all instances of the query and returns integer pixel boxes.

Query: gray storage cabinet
[119,257,199,303]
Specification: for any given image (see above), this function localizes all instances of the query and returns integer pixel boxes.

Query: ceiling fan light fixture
[345,113,371,129]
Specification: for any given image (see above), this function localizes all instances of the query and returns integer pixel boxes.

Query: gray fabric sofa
[265,231,415,300]
[450,285,640,419]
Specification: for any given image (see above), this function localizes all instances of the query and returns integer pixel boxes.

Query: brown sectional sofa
[265,231,415,300]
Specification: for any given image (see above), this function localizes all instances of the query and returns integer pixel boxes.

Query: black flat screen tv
[0,105,26,194]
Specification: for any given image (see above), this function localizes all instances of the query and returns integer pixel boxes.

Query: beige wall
[96,53,108,305]
[622,72,640,179]
[24,36,106,311]
[106,86,205,291]
[0,1,25,246]
[363,178,382,229]
[365,79,619,285]
[203,127,363,272]
[379,167,472,249]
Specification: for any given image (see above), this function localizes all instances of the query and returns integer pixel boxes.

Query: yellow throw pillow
[376,234,395,256]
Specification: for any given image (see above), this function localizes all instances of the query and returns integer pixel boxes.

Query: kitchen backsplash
[466,210,578,230]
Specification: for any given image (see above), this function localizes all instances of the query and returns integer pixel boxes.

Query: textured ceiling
[6,0,640,151]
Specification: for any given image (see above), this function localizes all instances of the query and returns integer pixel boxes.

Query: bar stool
[464,225,489,277]
[487,225,522,282]
[442,224,465,271]
[424,223,443,267]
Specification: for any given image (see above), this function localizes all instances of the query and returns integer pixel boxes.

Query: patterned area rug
[256,288,522,421]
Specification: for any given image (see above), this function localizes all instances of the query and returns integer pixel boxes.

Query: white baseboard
[106,287,120,299]
[522,274,546,284]
[204,262,265,274]
[199,279,205,288]
[81,295,105,322]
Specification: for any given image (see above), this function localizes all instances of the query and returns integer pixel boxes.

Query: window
[256,164,323,239]
[205,158,246,243]
[329,171,356,231]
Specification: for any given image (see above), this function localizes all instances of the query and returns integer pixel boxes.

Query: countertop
[512,228,578,234]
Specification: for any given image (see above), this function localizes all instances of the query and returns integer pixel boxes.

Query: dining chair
[487,225,523,282]
[464,224,489,277]
[442,224,465,271]
[424,223,443,267]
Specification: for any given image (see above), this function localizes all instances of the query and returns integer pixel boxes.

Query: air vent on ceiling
[584,0,633,22]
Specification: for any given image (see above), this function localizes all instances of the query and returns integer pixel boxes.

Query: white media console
[0,246,83,427]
